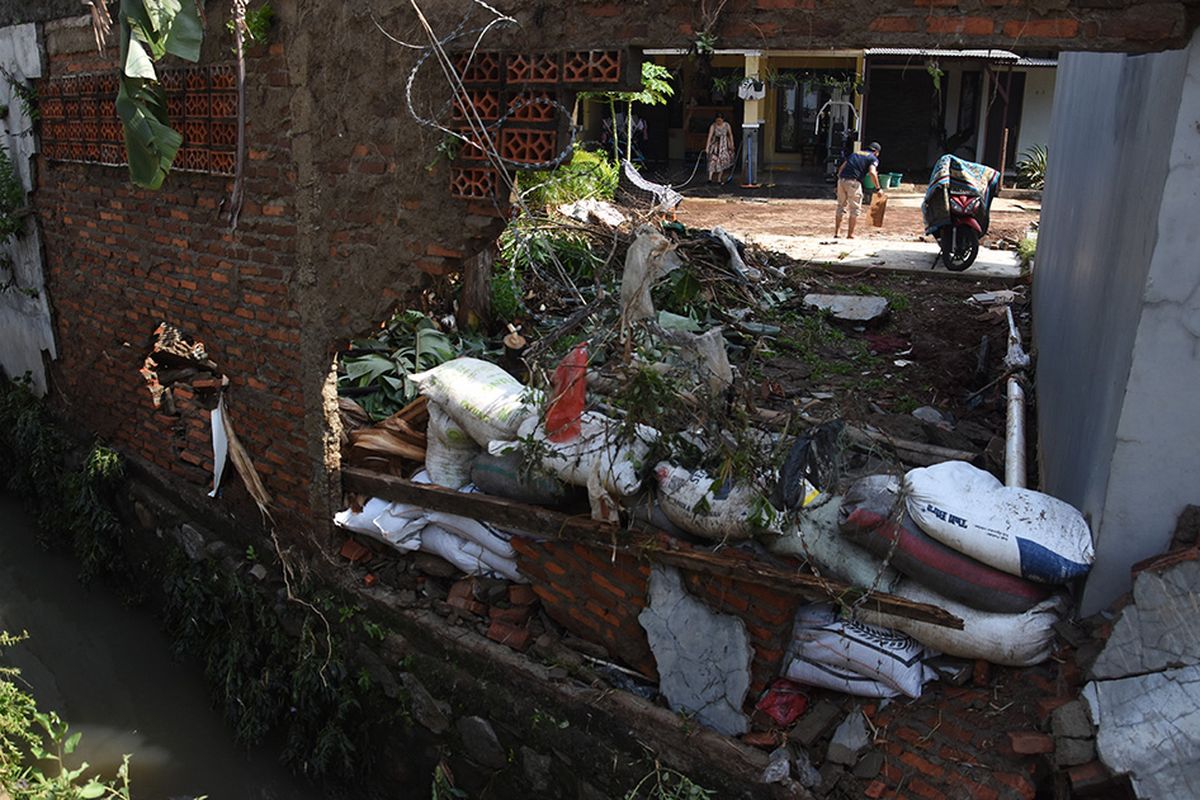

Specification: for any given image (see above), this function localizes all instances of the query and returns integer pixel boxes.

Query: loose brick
[1007,731,1054,755]
[486,619,532,651]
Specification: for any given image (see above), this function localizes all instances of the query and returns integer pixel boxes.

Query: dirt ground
[675,194,1039,247]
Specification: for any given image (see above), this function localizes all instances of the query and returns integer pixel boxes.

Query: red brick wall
[36,28,310,525]
[514,536,805,697]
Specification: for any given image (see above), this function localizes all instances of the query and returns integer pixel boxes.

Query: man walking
[835,142,882,239]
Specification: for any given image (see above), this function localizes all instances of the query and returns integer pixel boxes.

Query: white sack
[425,401,480,489]
[785,657,901,699]
[334,497,424,552]
[857,580,1066,667]
[766,495,901,592]
[789,604,933,699]
[409,358,537,446]
[655,463,782,541]
[427,511,517,560]
[502,412,657,498]
[419,524,525,583]
[334,497,393,538]
[905,461,1094,584]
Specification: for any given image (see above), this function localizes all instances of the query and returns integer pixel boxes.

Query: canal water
[0,493,325,800]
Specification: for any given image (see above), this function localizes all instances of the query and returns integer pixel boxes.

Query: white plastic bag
[409,358,537,446]
[620,226,683,327]
[501,412,657,498]
[905,461,1094,584]
[788,604,933,699]
[766,496,901,592]
[655,463,781,541]
[334,497,425,552]
[425,402,480,488]
[857,580,1066,667]
[419,525,525,583]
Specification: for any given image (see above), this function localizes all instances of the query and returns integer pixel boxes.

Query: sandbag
[469,450,576,508]
[766,495,901,592]
[785,657,902,699]
[858,580,1066,667]
[425,401,479,488]
[904,461,1094,584]
[840,475,1052,613]
[655,463,783,541]
[426,510,517,560]
[409,357,537,446]
[501,412,657,498]
[334,497,424,551]
[419,524,525,583]
[786,604,934,699]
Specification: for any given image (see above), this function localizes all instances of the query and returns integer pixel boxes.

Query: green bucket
[888,173,903,188]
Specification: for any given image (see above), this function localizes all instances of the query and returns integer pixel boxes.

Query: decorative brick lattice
[506,90,556,122]
[39,65,238,176]
[456,130,487,160]
[454,51,501,84]
[449,166,498,200]
[506,53,559,84]
[451,89,501,122]
[563,50,622,84]
[500,128,557,165]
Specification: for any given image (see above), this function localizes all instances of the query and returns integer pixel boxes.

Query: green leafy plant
[1017,236,1037,275]
[116,0,204,188]
[0,632,148,800]
[519,147,618,208]
[582,61,676,163]
[625,762,715,800]
[0,144,27,243]
[1,66,38,122]
[338,310,457,421]
[1016,144,1048,190]
[227,1,274,47]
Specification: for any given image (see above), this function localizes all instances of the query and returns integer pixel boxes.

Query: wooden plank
[341,467,964,629]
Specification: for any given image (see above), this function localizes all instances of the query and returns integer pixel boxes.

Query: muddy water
[0,494,324,800]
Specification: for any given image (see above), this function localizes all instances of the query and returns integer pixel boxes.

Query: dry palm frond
[218,394,273,521]
[84,0,113,52]
[349,429,427,462]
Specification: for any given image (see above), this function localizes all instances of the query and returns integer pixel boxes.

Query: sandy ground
[674,192,1039,279]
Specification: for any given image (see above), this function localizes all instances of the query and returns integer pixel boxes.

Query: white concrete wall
[1014,68,1055,159]
[1035,31,1200,614]
[0,22,55,395]
[1084,33,1200,613]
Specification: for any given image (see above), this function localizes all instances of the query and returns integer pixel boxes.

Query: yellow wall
[761,56,858,166]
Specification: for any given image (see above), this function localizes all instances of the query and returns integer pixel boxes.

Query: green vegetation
[1016,144,1048,190]
[0,378,131,585]
[227,1,274,47]
[1017,236,1037,274]
[625,762,714,800]
[519,147,618,208]
[339,310,457,420]
[116,0,204,188]
[0,632,142,799]
[0,144,27,243]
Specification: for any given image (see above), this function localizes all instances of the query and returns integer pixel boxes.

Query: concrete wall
[1014,68,1056,158]
[0,23,54,395]
[1034,32,1199,614]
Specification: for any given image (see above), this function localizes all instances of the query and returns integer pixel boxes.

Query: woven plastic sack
[425,401,479,489]
[840,475,1051,613]
[766,495,901,592]
[656,463,783,541]
[905,461,1094,584]
[419,524,524,583]
[858,580,1066,667]
[787,604,934,699]
[409,357,537,446]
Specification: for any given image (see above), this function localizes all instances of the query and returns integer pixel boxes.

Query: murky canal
[0,493,325,800]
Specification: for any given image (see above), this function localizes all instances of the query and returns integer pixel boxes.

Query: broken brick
[486,619,532,651]
[489,604,534,625]
[339,538,371,563]
[508,584,538,606]
[1007,731,1054,755]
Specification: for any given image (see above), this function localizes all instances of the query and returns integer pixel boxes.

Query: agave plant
[1017,144,1048,190]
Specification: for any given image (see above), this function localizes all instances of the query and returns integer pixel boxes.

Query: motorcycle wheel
[939,226,980,271]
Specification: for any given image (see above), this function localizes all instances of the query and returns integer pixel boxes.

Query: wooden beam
[341,467,964,629]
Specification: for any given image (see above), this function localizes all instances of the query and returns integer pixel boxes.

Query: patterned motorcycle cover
[921,154,1000,235]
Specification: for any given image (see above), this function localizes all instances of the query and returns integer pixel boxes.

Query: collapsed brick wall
[36,18,310,526]
[515,536,804,697]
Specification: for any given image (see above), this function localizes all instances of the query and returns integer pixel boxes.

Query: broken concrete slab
[637,565,752,737]
[789,699,844,746]
[1052,700,1094,739]
[1055,737,1097,767]
[1090,560,1200,680]
[803,293,889,323]
[826,708,870,765]
[1082,665,1200,800]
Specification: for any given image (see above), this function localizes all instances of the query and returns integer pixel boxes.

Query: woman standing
[706,112,735,184]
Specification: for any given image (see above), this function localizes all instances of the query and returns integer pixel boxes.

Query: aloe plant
[1016,144,1048,190]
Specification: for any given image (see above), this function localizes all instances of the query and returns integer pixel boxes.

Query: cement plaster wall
[0,23,54,395]
[1035,33,1200,613]
[1015,68,1057,159]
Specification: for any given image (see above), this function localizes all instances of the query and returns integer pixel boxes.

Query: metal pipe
[1004,307,1028,488]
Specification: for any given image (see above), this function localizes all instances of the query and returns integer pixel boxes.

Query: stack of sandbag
[784,604,935,699]
[655,463,785,541]
[333,470,527,582]
[424,402,479,488]
[838,462,1094,666]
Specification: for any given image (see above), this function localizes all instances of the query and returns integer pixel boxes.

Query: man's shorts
[836,178,864,218]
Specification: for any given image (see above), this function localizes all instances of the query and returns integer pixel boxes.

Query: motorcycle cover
[921,155,999,235]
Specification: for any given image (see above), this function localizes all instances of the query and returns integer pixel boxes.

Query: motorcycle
[921,155,1000,271]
